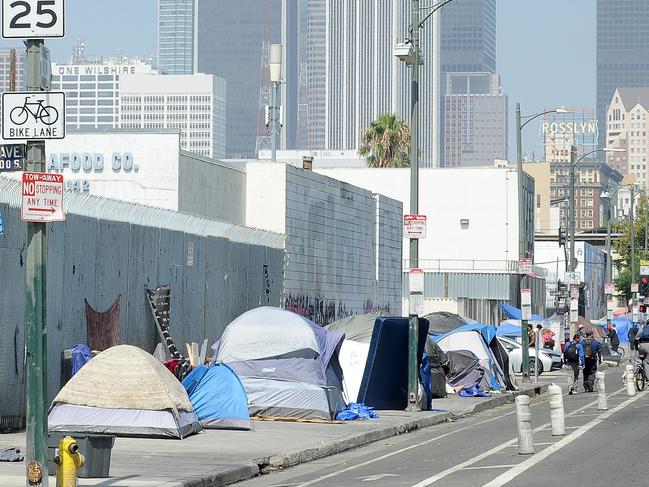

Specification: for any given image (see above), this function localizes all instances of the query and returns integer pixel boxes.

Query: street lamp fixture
[395,0,458,412]
[269,44,283,163]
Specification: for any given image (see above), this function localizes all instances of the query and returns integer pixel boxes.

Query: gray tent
[424,312,471,335]
[214,307,346,421]
[324,311,391,343]
[48,345,202,439]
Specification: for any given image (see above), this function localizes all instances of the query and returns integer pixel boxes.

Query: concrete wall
[0,179,284,428]
[317,167,532,267]
[179,151,246,224]
[246,163,403,324]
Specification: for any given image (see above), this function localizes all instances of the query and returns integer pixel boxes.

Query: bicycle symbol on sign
[10,96,59,126]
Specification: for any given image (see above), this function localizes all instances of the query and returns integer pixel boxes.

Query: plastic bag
[336,402,380,421]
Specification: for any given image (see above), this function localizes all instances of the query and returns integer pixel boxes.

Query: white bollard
[515,395,534,455]
[596,371,608,410]
[548,384,565,436]
[626,364,636,396]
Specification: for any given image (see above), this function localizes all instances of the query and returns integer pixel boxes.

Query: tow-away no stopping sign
[21,171,64,222]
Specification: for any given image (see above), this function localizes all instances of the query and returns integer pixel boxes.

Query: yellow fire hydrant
[53,436,85,487]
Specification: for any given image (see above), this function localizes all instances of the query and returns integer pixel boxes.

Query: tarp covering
[499,303,544,321]
[182,364,252,430]
[71,344,92,377]
[496,324,523,338]
[357,317,429,410]
[445,350,489,392]
[85,296,120,351]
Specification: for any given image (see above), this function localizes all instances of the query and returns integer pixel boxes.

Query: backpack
[582,339,595,359]
[638,324,649,341]
[564,342,579,363]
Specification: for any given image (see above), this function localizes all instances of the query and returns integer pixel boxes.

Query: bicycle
[10,97,58,126]
[636,356,647,391]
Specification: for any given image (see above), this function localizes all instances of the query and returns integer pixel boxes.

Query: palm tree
[358,113,411,168]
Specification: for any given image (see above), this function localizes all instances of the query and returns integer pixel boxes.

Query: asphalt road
[235,369,647,487]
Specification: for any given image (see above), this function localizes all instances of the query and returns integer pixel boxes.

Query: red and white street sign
[21,172,64,222]
[409,268,424,294]
[404,214,427,239]
[518,258,532,275]
[605,283,615,295]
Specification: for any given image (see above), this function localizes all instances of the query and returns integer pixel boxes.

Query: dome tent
[48,345,201,439]
[182,363,252,430]
[213,307,346,421]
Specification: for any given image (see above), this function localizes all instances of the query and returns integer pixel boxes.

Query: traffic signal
[641,276,649,297]
[558,227,566,247]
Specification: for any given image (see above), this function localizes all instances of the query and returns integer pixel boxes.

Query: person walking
[606,322,620,353]
[564,334,584,394]
[581,330,602,392]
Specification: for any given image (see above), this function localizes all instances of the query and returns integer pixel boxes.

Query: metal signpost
[3,2,66,484]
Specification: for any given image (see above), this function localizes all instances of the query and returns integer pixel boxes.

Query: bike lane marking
[408,386,627,487]
[480,389,648,487]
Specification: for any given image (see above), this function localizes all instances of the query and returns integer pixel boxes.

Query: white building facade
[51,60,226,159]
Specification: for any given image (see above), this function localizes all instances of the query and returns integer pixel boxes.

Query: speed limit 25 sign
[2,0,64,38]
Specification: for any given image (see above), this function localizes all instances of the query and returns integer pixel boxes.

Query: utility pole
[631,185,636,306]
[515,103,529,381]
[606,194,613,283]
[25,38,49,487]
[569,145,577,273]
[269,43,282,162]
[406,0,421,413]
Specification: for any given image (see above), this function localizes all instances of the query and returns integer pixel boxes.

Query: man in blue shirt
[564,334,584,394]
[581,330,602,392]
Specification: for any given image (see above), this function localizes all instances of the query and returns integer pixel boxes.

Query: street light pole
[606,194,613,283]
[569,145,577,272]
[631,186,636,303]
[406,0,421,413]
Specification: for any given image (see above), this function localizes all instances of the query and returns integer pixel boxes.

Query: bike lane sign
[2,91,65,140]
[21,172,64,222]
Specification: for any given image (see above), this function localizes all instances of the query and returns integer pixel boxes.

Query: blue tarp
[496,324,523,338]
[183,363,252,430]
[71,344,92,377]
[611,318,632,344]
[499,303,544,321]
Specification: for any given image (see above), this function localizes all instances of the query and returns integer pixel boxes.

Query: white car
[497,336,563,375]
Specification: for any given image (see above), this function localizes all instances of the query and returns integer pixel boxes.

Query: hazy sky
[0,0,596,161]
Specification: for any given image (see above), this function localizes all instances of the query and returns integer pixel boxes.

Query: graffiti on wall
[284,294,391,326]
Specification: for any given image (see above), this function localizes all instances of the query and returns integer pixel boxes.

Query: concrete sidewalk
[0,380,552,487]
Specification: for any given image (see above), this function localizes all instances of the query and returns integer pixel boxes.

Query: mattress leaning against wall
[0,176,285,431]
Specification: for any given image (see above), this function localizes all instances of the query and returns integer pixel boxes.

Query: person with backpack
[564,334,584,394]
[581,330,602,392]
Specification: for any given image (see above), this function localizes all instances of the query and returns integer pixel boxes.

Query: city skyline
[0,0,597,162]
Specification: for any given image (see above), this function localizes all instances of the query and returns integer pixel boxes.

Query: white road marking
[480,390,648,487]
[408,387,626,487]
[358,473,400,481]
[294,409,518,487]
[463,465,516,471]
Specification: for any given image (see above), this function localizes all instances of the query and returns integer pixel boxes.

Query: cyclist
[634,320,649,369]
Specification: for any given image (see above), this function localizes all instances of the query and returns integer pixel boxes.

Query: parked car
[497,336,563,375]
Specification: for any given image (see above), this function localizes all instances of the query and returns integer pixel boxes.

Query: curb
[182,382,550,487]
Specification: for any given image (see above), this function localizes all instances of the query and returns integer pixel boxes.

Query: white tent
[214,307,346,421]
[49,345,202,439]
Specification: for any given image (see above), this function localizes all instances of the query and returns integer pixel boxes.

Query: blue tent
[611,318,632,344]
[499,303,545,321]
[182,363,252,430]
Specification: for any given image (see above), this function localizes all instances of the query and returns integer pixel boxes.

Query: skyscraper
[157,0,196,74]
[597,0,649,148]
[439,0,496,167]
[443,72,507,167]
